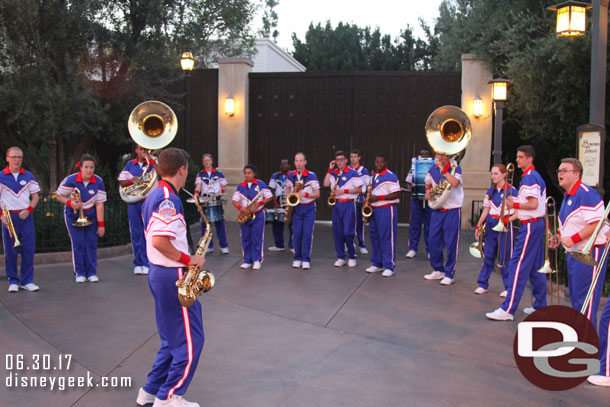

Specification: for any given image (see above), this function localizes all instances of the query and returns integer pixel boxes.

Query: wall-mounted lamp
[224,96,235,116]
[473,96,483,118]
[548,1,591,37]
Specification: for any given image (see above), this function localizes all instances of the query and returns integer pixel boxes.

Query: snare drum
[265,208,286,223]
[265,209,276,223]
[412,157,435,198]
[203,204,224,222]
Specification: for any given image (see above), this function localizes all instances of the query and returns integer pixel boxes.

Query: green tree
[258,0,280,42]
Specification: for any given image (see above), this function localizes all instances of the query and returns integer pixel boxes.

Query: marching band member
[268,158,293,252]
[590,228,610,387]
[552,158,607,328]
[405,148,433,259]
[350,149,370,254]
[474,164,518,296]
[56,154,107,283]
[232,165,273,270]
[138,148,205,407]
[365,155,400,277]
[423,151,463,285]
[486,145,547,321]
[0,146,40,292]
[118,144,160,275]
[323,151,363,268]
[286,153,320,269]
[194,154,229,254]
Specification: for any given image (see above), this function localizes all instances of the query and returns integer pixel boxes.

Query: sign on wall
[577,124,605,188]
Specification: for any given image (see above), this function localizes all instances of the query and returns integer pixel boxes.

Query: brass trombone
[1,202,21,247]
[492,163,515,233]
[469,222,485,259]
[537,196,560,305]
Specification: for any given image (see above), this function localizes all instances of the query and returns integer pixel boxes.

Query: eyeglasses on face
[556,169,575,174]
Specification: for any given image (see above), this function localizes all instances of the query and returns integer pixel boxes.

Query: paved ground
[1,222,608,407]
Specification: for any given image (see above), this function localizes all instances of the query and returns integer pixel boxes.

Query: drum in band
[265,208,286,223]
[412,157,435,198]
[187,194,226,222]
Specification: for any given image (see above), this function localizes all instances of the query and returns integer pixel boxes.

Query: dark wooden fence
[248,71,462,220]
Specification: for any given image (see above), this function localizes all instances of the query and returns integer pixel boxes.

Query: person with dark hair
[323,150,364,267]
[286,152,320,269]
[350,149,371,254]
[56,154,106,283]
[486,145,547,321]
[138,147,206,407]
[268,158,293,252]
[232,164,273,270]
[194,153,229,254]
[365,155,401,277]
[405,148,434,259]
[0,146,40,292]
[118,144,161,275]
[473,163,518,296]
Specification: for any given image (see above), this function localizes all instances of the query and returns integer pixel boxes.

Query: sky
[260,0,446,52]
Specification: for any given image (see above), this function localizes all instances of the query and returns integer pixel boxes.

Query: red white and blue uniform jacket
[232,179,273,212]
[143,180,188,267]
[371,168,400,208]
[0,166,40,211]
[483,184,518,217]
[269,171,290,200]
[118,157,157,194]
[195,168,227,196]
[57,172,107,215]
[425,163,463,209]
[515,166,546,220]
[559,180,607,252]
[350,164,371,200]
[285,169,320,205]
[329,167,363,201]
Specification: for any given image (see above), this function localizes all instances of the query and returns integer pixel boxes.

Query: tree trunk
[49,134,58,192]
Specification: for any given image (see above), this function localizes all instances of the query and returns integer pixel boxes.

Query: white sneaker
[88,275,99,283]
[220,247,229,254]
[405,250,416,258]
[334,259,346,267]
[268,246,285,251]
[500,290,507,298]
[205,247,214,254]
[141,266,149,275]
[587,375,610,387]
[75,276,87,283]
[523,307,536,315]
[440,277,454,285]
[382,269,395,277]
[424,271,444,280]
[8,284,18,293]
[366,266,382,273]
[347,259,357,267]
[137,387,156,406]
[427,253,431,259]
[21,283,39,292]
[153,395,200,407]
[252,261,261,270]
[290,248,295,254]
[292,260,302,268]
[486,307,514,321]
[302,262,311,269]
[240,263,252,269]
[359,247,368,254]
[134,266,143,275]
[474,287,488,295]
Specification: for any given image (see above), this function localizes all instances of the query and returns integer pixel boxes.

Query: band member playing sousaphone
[473,163,518,297]
[486,145,547,321]
[194,153,229,254]
[286,153,320,269]
[232,165,273,270]
[267,158,293,252]
[56,155,107,283]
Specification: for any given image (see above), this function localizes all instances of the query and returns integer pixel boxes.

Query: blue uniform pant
[567,248,607,330]
[144,265,204,400]
[292,204,316,262]
[476,217,513,290]
[355,202,366,248]
[128,201,149,267]
[409,197,431,253]
[240,211,265,263]
[429,208,461,278]
[369,205,398,271]
[598,295,610,376]
[332,201,357,260]
[201,219,228,249]
[64,209,98,278]
[2,213,35,285]
[501,219,547,315]
[271,219,293,249]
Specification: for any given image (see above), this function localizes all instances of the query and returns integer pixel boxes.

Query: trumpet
[1,202,21,247]
[492,163,515,233]
[537,196,560,305]
[71,188,93,227]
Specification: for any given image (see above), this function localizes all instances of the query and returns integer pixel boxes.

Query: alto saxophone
[237,188,263,225]
[361,177,374,223]
[285,180,303,223]
[176,191,215,308]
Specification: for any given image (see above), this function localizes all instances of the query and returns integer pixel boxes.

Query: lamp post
[489,78,512,165]
[180,52,195,151]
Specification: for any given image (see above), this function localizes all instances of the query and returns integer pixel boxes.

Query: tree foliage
[258,0,279,42]
[291,21,432,71]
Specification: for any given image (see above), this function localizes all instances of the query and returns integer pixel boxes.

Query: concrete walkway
[0,222,607,407]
